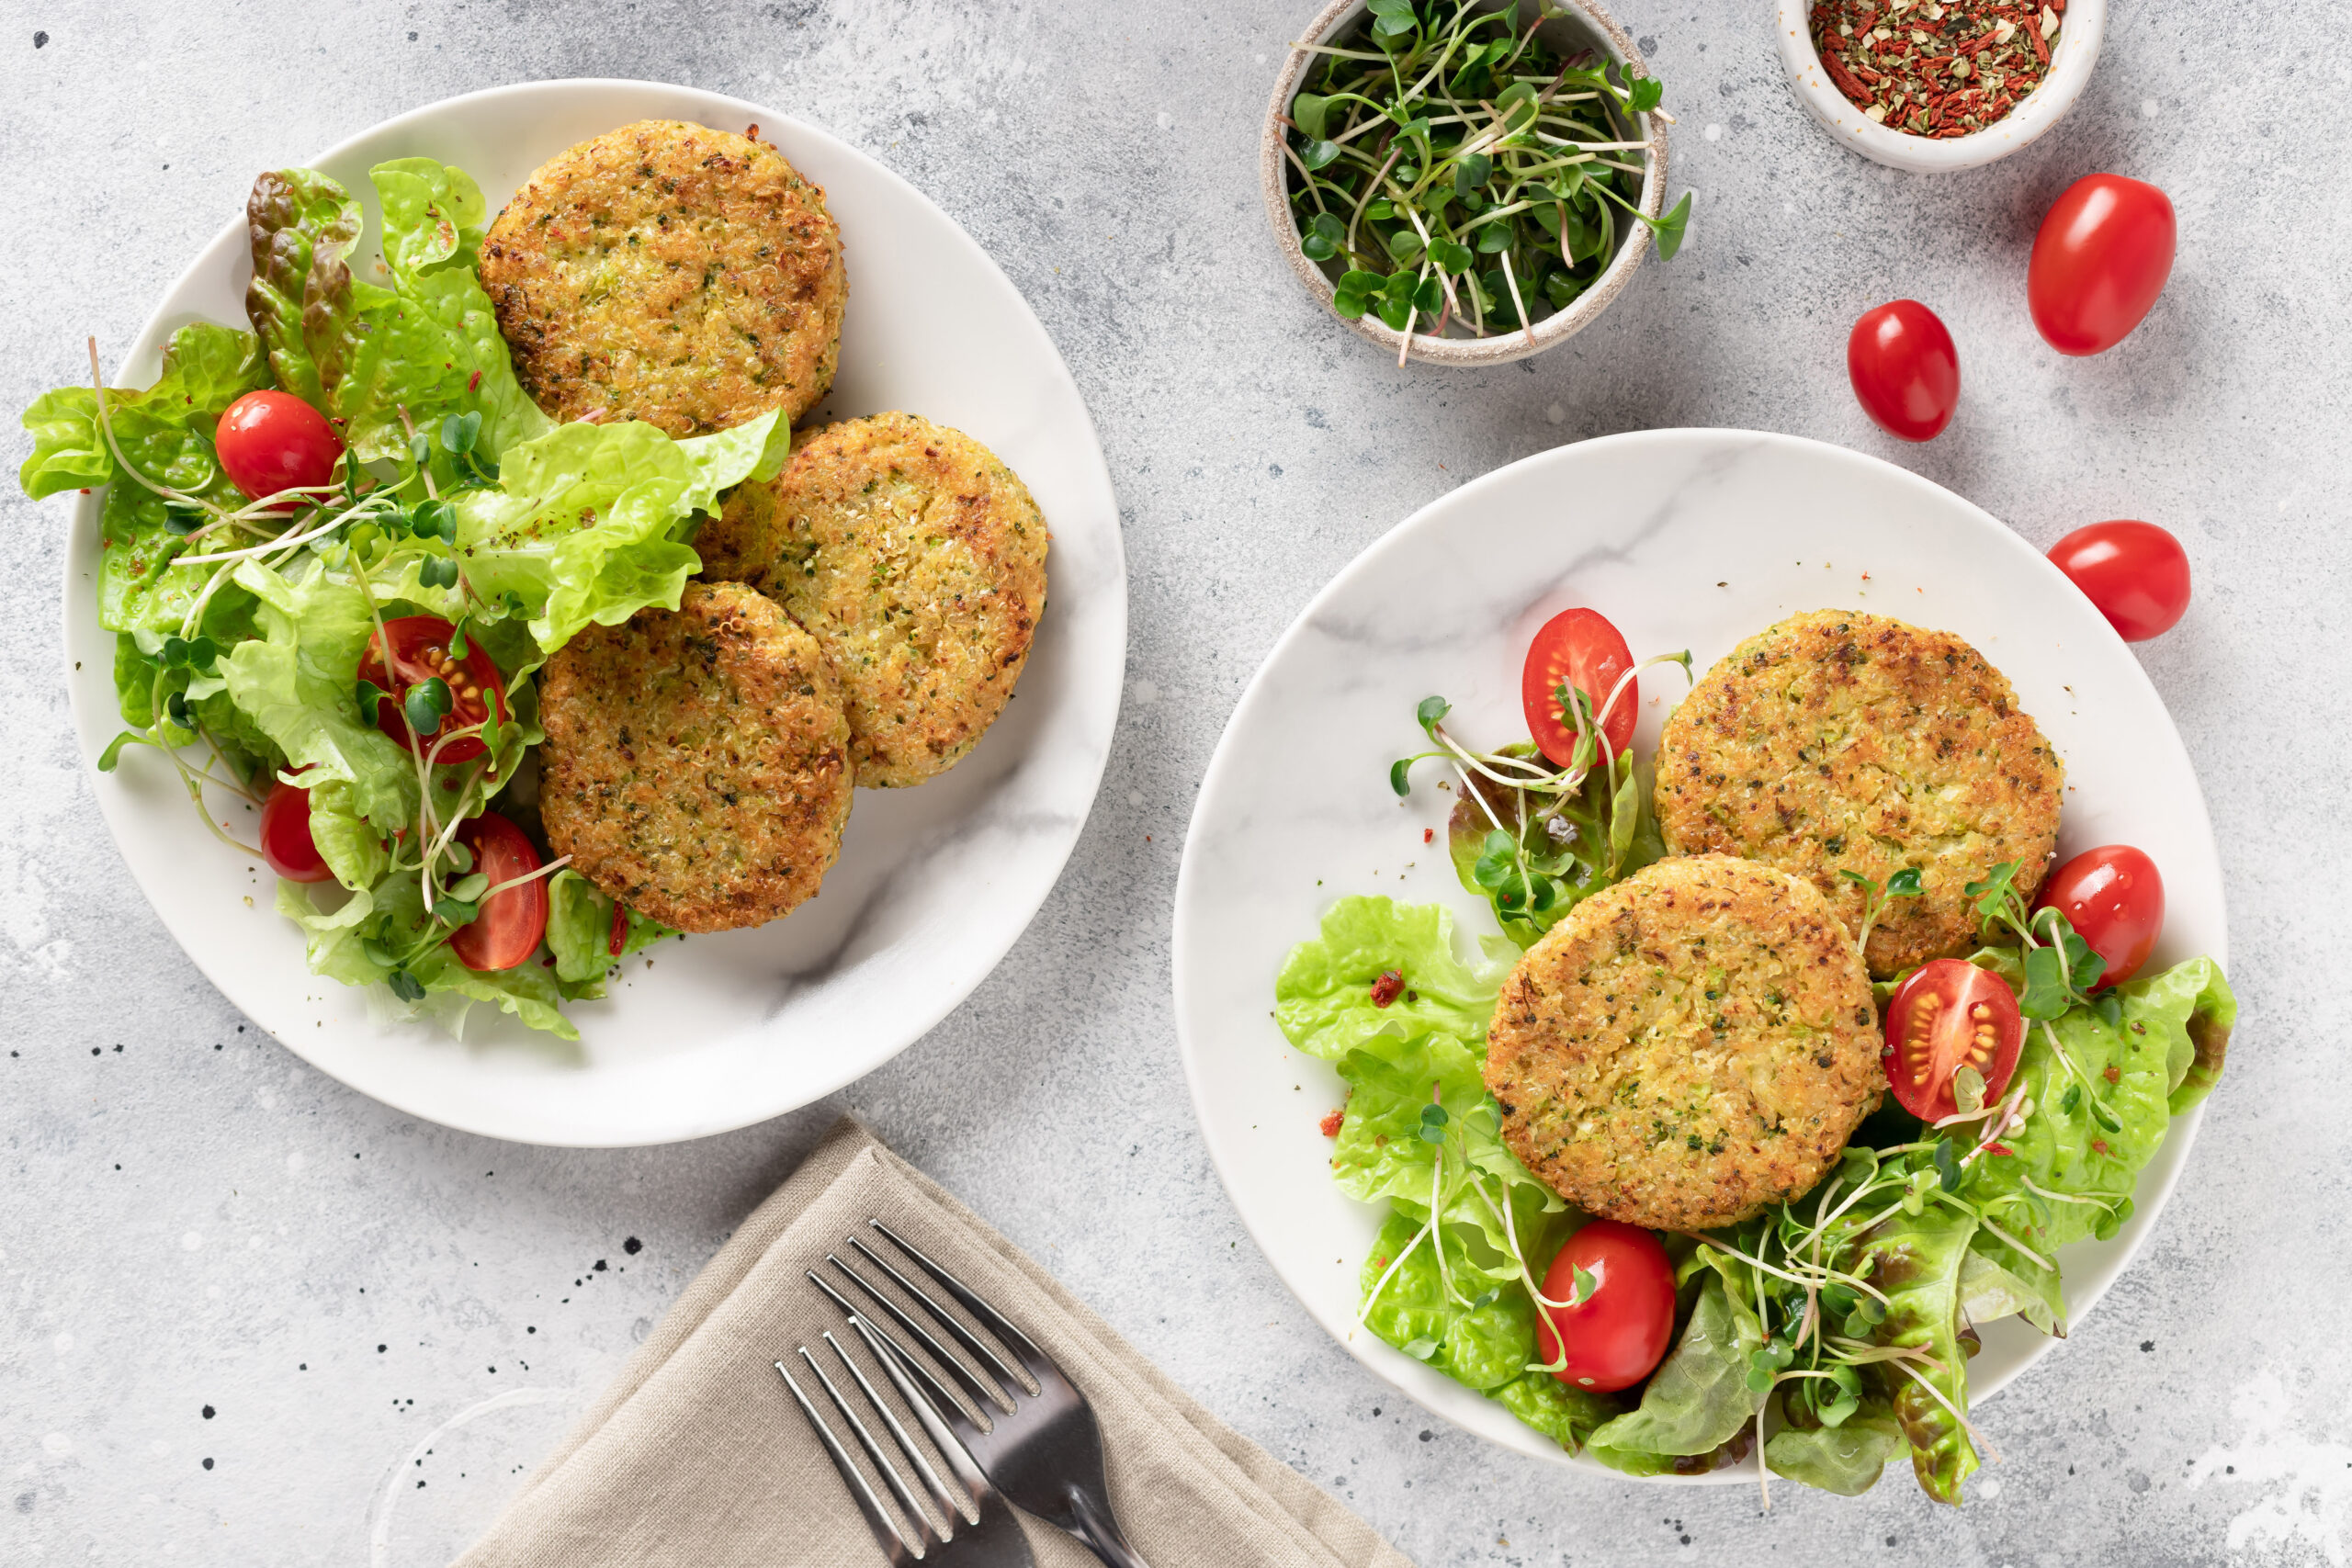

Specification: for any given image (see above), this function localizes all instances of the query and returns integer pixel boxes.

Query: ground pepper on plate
[1809,0,2064,138]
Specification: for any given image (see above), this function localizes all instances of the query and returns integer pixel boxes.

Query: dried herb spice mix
[1810,0,2065,138]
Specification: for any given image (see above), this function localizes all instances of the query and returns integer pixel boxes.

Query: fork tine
[851,1234,1035,1398]
[798,1346,949,1555]
[809,1269,978,1427]
[776,1359,921,1564]
[829,1253,1016,1416]
[869,1220,1057,1391]
[850,1313,999,1507]
[823,1330,976,1529]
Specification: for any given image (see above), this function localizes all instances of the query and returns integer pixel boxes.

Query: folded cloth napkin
[456,1116,1414,1568]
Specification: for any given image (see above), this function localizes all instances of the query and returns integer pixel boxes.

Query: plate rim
[60,77,1127,1147]
[1170,425,2224,1482]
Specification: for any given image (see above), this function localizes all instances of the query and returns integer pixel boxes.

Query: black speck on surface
[593,1258,607,1271]
[407,29,417,39]
[200,1458,213,1471]
[377,1344,387,1353]
[1639,34,1657,54]
[2142,1340,2156,1351]
[1418,1429,1432,1442]
[623,1236,642,1255]
[200,1404,214,1419]
[33,30,48,47]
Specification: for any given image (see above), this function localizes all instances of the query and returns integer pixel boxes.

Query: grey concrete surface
[3,3,2347,1564]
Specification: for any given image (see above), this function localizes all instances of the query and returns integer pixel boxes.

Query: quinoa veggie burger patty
[481,119,845,435]
[1486,854,1883,1232]
[1654,609,2063,977]
[697,412,1049,788]
[538,581,853,933]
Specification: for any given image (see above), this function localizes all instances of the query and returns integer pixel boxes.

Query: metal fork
[808,1220,1153,1568]
[776,1321,1035,1567]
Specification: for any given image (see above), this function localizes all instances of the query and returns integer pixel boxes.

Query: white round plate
[64,81,1125,1146]
[1172,429,2223,1479]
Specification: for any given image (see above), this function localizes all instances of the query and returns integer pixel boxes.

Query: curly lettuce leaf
[277,876,574,1040]
[1764,1405,1906,1496]
[243,168,361,408]
[1959,1236,2065,1337]
[546,869,675,1000]
[1961,956,2235,1257]
[1585,1269,1764,1475]
[21,322,274,637]
[1491,1368,1617,1452]
[451,412,791,658]
[1839,1202,1980,1505]
[1274,896,1508,1064]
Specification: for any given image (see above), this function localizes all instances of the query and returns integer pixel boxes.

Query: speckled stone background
[4,3,2347,1564]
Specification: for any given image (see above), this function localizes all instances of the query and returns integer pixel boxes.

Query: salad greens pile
[23,156,786,1040]
[1283,0,1693,349]
[1277,896,2233,1500]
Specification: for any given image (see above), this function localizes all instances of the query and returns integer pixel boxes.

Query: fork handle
[1067,1485,1152,1568]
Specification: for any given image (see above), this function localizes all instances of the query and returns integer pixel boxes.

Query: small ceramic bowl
[1260,0,1667,367]
[1775,0,2104,173]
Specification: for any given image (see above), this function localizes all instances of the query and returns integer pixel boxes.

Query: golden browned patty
[698,412,1049,788]
[538,581,852,932]
[1486,854,1883,1232]
[1653,609,2063,977]
[481,119,845,435]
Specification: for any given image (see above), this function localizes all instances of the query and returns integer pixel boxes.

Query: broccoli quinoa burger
[1485,854,1883,1232]
[1653,609,2064,977]
[697,412,1049,788]
[481,119,846,435]
[538,581,853,933]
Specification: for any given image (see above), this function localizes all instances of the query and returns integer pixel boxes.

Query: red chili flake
[2030,25,2049,64]
[1422,828,1434,844]
[468,368,483,392]
[1319,1108,1345,1137]
[2092,1138,2112,1156]
[1369,970,1405,1008]
[2103,1064,2120,1084]
[608,899,628,958]
[1812,0,2053,131]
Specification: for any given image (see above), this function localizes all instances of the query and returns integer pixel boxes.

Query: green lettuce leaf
[277,874,574,1041]
[1841,1202,1980,1505]
[243,168,360,407]
[545,869,675,999]
[1274,896,1507,1064]
[1585,1270,1764,1475]
[1961,956,2235,1257]
[1490,1369,1616,1452]
[452,412,789,658]
[1359,1210,1537,1393]
[1959,1235,2064,1337]
[303,777,390,892]
[1764,1405,1906,1496]
[1446,750,1665,947]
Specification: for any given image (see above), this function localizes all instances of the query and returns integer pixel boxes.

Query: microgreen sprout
[1284,0,1694,359]
[1838,864,1923,959]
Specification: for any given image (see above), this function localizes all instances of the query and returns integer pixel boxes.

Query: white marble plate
[1172,429,2224,1480]
[62,81,1125,1146]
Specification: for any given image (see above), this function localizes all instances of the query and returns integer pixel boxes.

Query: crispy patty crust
[1654,609,2063,976]
[1486,854,1883,1231]
[699,412,1049,787]
[481,119,845,435]
[538,581,852,932]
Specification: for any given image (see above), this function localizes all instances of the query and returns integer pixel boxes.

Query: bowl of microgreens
[1263,0,1690,367]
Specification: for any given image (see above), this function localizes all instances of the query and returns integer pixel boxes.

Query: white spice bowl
[1775,0,2104,173]
[1261,0,1668,367]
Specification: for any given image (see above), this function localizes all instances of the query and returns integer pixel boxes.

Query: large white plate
[63,81,1125,1146]
[1172,430,2224,1480]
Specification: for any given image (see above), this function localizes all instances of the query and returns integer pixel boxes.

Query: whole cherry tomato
[1521,607,1639,767]
[1884,959,2024,1123]
[1532,1220,1676,1393]
[2049,521,2191,641]
[2029,174,2177,356]
[2035,845,2165,987]
[1848,300,1960,442]
[447,812,549,973]
[258,779,334,884]
[215,390,343,507]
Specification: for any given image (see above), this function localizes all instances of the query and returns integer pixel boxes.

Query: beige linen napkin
[456,1117,1413,1568]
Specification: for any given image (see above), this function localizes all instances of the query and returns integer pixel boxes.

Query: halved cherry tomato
[258,780,334,883]
[1848,299,1960,442]
[215,390,343,507]
[2030,174,2177,357]
[2049,521,2191,642]
[359,616,508,765]
[2034,845,2164,987]
[447,811,548,973]
[1884,959,2025,1123]
[1533,1220,1676,1393]
[1522,607,1637,767]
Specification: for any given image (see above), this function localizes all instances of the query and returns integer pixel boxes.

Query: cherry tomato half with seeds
[215,390,344,508]
[2034,845,2165,987]
[447,811,548,973]
[2029,174,2177,357]
[1533,1220,1676,1393]
[258,780,334,884]
[1848,299,1961,443]
[1522,607,1638,767]
[1884,959,2025,1124]
[2049,521,2191,642]
[359,615,508,765]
